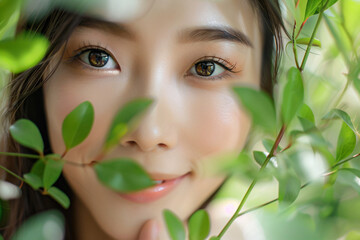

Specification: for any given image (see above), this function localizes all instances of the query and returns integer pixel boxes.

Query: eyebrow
[78,17,253,47]
[179,27,253,47]
[78,17,134,39]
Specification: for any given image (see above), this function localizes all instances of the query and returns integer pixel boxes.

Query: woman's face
[44,0,263,238]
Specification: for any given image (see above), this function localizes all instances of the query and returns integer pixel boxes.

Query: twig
[216,125,286,238]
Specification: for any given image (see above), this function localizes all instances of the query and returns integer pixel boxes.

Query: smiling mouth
[118,173,190,203]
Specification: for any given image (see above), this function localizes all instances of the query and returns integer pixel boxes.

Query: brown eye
[77,48,118,70]
[195,61,215,76]
[88,50,109,67]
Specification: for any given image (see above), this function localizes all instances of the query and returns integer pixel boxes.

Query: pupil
[196,61,215,76]
[89,50,109,67]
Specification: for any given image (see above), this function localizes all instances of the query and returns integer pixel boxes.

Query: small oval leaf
[323,109,357,134]
[296,37,321,47]
[233,87,276,134]
[163,209,186,240]
[336,122,356,161]
[47,187,70,209]
[43,154,64,190]
[0,32,49,73]
[281,67,304,125]
[278,173,301,206]
[297,103,315,124]
[62,101,94,150]
[10,210,65,240]
[9,119,44,154]
[105,98,153,151]
[24,173,42,190]
[94,158,154,192]
[188,209,210,240]
[253,151,267,166]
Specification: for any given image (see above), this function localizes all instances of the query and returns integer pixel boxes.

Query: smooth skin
[43,0,263,239]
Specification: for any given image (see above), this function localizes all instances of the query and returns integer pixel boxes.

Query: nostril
[158,143,167,149]
[125,141,137,147]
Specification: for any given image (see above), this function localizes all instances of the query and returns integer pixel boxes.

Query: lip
[118,173,190,203]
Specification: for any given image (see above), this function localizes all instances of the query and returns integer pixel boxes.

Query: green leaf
[336,122,356,161]
[281,67,304,125]
[314,0,338,15]
[43,154,64,190]
[337,169,360,194]
[47,187,70,209]
[233,87,276,133]
[30,159,45,178]
[188,210,210,240]
[305,0,323,19]
[0,0,21,39]
[10,210,64,240]
[104,98,153,150]
[209,237,220,240]
[0,32,49,73]
[296,0,308,22]
[305,0,338,19]
[298,117,315,131]
[62,101,94,150]
[94,158,154,192]
[24,159,45,189]
[323,109,357,134]
[253,151,267,166]
[295,37,321,47]
[163,209,185,240]
[9,119,44,154]
[262,139,282,153]
[345,231,360,240]
[278,173,301,206]
[297,103,315,125]
[339,168,360,178]
[24,173,42,190]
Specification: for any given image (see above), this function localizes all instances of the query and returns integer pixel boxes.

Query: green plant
[1,0,360,239]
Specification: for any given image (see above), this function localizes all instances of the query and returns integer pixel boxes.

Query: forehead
[86,0,261,46]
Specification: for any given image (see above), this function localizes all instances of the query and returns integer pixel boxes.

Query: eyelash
[68,43,120,72]
[186,56,239,81]
[68,44,239,80]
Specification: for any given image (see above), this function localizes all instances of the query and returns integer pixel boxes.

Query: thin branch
[216,125,286,238]
[0,152,39,159]
[233,153,360,219]
[299,8,325,71]
[0,165,25,182]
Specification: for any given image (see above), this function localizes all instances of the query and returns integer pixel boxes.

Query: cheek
[43,66,121,159]
[186,89,250,157]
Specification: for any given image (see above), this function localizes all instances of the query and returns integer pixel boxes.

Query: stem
[0,151,39,159]
[61,149,68,158]
[233,153,360,219]
[332,153,360,169]
[216,125,286,238]
[299,10,324,72]
[63,160,90,167]
[0,165,25,182]
[292,22,301,70]
[46,155,89,167]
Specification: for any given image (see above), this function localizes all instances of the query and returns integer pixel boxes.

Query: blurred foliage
[0,0,360,239]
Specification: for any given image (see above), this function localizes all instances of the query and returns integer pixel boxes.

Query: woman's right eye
[76,49,119,70]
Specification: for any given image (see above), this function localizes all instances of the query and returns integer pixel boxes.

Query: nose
[120,103,177,152]
[119,50,178,152]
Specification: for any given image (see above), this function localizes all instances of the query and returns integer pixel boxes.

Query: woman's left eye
[77,49,118,70]
[189,59,235,79]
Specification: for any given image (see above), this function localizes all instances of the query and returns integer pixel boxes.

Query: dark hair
[0,1,283,238]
